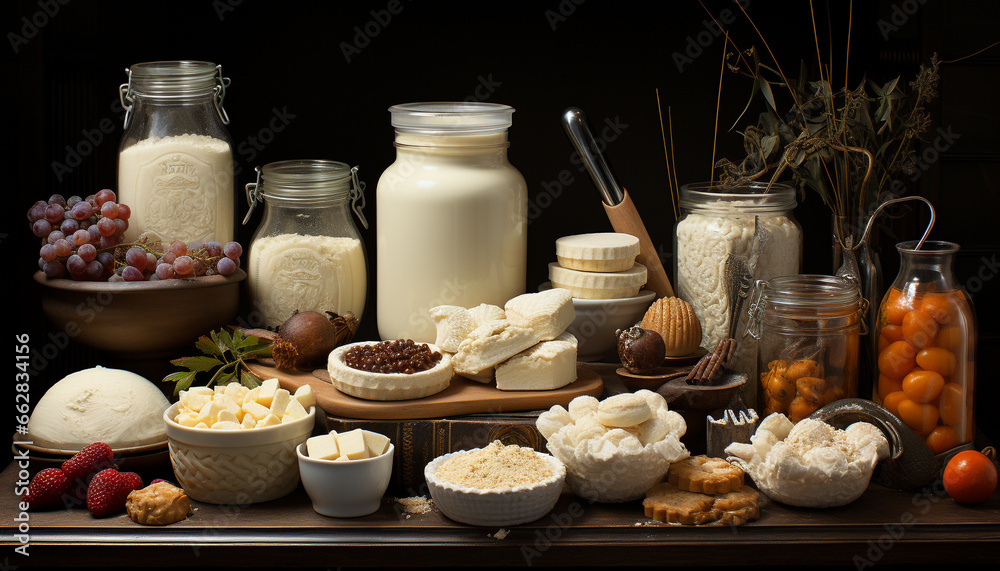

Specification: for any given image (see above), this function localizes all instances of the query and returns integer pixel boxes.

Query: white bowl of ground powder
[424,441,566,527]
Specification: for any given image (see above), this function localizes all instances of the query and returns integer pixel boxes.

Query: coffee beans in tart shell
[328,341,453,401]
[345,339,442,375]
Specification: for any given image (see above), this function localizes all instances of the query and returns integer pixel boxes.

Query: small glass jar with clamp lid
[746,274,864,421]
[118,61,234,244]
[244,160,369,328]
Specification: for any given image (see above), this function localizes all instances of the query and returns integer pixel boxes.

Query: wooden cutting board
[246,362,603,420]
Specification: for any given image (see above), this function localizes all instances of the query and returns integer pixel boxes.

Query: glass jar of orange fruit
[875,240,976,455]
[748,275,862,422]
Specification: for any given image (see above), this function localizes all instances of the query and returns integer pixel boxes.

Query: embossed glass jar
[244,160,369,328]
[117,61,235,244]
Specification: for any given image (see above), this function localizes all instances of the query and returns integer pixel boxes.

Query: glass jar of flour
[244,160,369,328]
[376,102,527,342]
[117,61,234,244]
[674,182,802,406]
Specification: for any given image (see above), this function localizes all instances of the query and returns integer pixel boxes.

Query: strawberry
[62,442,115,485]
[24,468,70,510]
[86,468,143,517]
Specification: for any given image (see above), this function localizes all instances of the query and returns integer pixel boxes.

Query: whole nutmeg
[616,326,666,374]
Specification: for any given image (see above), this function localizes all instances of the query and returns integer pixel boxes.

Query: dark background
[4,1,999,450]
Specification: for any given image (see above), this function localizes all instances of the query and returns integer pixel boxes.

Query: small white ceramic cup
[296,442,395,517]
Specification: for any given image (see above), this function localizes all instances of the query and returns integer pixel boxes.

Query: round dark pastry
[616,326,666,374]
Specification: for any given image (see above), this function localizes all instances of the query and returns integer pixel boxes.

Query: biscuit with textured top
[643,482,760,526]
[666,455,744,495]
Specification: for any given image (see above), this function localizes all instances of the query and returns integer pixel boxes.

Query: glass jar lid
[389,102,514,135]
[680,181,797,214]
[746,274,862,338]
[243,160,368,228]
[120,60,230,128]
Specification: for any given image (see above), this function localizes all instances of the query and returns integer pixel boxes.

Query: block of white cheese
[467,303,506,326]
[549,262,647,299]
[363,430,391,457]
[503,288,575,341]
[496,332,579,391]
[429,305,476,353]
[555,232,640,272]
[451,319,540,377]
[306,433,340,460]
[337,429,369,460]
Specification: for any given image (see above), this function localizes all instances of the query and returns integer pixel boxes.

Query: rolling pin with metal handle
[561,107,675,298]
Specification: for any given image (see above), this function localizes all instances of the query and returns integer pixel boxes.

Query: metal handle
[241,166,263,225]
[350,166,369,230]
[561,107,624,206]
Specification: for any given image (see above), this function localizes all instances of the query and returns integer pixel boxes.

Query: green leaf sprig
[163,329,273,395]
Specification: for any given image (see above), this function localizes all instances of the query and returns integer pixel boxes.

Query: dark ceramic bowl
[34,269,245,357]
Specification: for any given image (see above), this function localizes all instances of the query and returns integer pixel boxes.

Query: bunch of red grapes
[29,190,242,282]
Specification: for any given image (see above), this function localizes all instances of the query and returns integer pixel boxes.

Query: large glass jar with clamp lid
[244,160,369,328]
[746,275,863,421]
[376,102,527,342]
[117,60,234,244]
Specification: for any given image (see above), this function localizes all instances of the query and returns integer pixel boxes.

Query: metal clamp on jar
[746,275,863,421]
[244,160,368,328]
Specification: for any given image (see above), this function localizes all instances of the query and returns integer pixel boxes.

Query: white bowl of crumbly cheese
[424,441,566,527]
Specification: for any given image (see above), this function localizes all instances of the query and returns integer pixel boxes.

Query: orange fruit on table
[902,309,939,350]
[902,369,946,404]
[884,288,915,326]
[920,293,959,325]
[878,374,903,398]
[925,425,961,455]
[897,398,939,435]
[882,391,907,418]
[939,382,966,427]
[943,450,998,504]
[878,340,918,379]
[915,347,957,377]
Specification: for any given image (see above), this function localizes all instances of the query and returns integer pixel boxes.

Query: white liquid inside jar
[248,233,366,327]
[118,133,234,243]
[377,116,527,342]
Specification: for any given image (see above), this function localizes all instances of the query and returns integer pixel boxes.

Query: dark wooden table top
[2,462,998,568]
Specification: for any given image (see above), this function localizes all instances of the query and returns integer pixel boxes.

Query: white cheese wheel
[555,232,640,272]
[548,262,647,299]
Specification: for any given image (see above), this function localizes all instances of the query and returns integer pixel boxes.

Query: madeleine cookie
[667,455,744,495]
[643,482,760,526]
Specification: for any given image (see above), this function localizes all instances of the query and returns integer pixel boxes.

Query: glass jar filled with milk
[376,102,528,342]
[244,160,369,328]
[117,61,234,244]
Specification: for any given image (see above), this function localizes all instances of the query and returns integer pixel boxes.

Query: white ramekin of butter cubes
[163,379,316,504]
[296,428,394,517]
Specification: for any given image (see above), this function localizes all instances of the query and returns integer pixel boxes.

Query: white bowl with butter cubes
[163,379,316,504]
[297,428,394,517]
